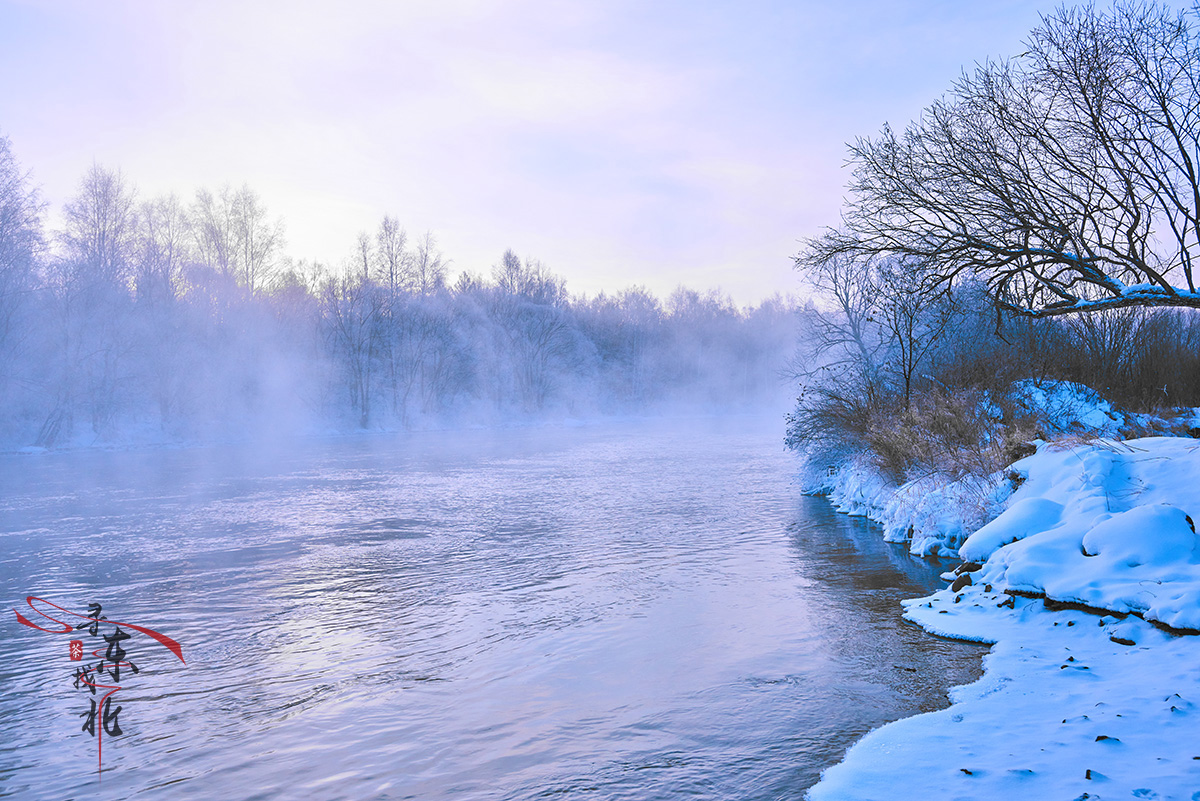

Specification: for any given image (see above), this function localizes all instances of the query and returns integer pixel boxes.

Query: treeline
[787,254,1200,485]
[0,141,798,448]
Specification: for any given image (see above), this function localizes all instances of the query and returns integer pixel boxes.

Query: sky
[0,0,1120,304]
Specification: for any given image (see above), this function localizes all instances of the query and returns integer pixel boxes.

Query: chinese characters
[12,596,185,777]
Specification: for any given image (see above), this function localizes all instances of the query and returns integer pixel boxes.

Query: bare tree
[60,164,137,288]
[191,186,236,280]
[411,231,447,295]
[873,260,960,408]
[493,250,565,305]
[354,231,373,283]
[319,270,382,427]
[489,252,577,409]
[805,1,1200,318]
[373,215,409,293]
[44,164,141,439]
[230,185,283,294]
[192,184,283,294]
[612,286,662,401]
[794,252,881,377]
[0,135,43,359]
[131,194,193,426]
[136,194,191,304]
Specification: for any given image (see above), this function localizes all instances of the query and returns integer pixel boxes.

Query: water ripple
[0,418,983,800]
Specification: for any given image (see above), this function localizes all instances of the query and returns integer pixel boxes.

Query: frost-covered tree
[60,164,137,288]
[192,184,283,294]
[487,252,582,409]
[136,193,191,304]
[0,146,805,444]
[133,194,193,425]
[0,135,45,442]
[319,269,382,428]
[373,215,409,293]
[34,165,139,440]
[0,135,43,360]
[410,231,447,296]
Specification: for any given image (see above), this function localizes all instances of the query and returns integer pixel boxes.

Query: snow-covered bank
[808,436,1200,800]
[961,438,1200,632]
[819,455,1011,558]
[812,594,1200,799]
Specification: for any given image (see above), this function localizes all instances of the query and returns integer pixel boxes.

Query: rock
[951,573,973,592]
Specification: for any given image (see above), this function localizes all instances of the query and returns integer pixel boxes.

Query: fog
[0,151,802,450]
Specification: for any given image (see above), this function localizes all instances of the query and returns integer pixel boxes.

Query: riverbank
[807,436,1200,800]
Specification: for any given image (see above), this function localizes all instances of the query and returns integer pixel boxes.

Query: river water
[0,417,982,800]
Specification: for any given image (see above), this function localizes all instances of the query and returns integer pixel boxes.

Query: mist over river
[0,417,982,800]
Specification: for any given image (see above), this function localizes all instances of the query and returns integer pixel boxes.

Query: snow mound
[808,380,1136,559]
[964,437,1200,631]
[959,496,1064,561]
[1082,504,1197,564]
[805,423,1200,800]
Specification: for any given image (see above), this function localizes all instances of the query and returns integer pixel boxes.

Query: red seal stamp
[69,640,84,661]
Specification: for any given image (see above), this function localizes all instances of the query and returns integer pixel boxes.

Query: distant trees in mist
[0,141,799,447]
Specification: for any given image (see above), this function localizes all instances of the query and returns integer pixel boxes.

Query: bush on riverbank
[787,255,1200,495]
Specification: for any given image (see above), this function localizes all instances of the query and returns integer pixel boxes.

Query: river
[0,416,982,800]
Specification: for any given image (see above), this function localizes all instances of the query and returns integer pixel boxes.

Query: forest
[0,142,799,449]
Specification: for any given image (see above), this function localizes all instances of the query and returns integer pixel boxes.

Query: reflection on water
[0,418,983,800]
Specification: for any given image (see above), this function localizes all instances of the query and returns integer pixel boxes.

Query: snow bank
[810,592,1200,800]
[807,436,1200,799]
[821,456,1011,558]
[963,437,1200,631]
[810,381,1133,559]
[1012,379,1125,436]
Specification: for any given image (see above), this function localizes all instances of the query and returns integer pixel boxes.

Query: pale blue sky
[0,0,1134,302]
